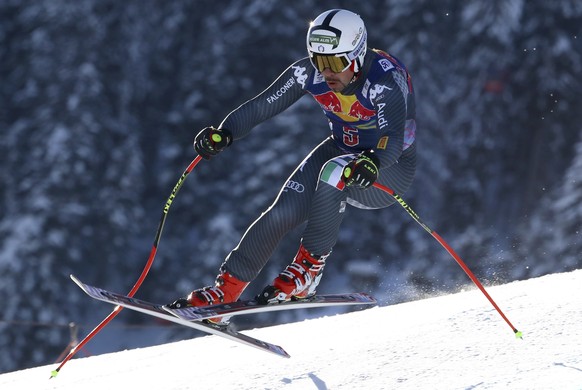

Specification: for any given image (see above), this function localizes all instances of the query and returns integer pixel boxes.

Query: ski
[70,275,290,358]
[165,292,377,322]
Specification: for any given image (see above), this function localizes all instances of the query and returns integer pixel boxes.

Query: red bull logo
[348,100,375,120]
[313,92,376,122]
[314,91,342,113]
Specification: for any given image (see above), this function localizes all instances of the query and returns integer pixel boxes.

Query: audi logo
[285,180,305,193]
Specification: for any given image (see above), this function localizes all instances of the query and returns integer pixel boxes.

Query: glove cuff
[361,150,380,170]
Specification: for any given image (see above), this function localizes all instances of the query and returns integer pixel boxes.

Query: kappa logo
[369,84,393,100]
[292,65,307,88]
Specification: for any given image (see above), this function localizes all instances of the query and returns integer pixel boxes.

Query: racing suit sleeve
[370,69,411,170]
[219,59,310,140]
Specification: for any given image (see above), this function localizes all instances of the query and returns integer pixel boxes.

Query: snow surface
[2,270,581,390]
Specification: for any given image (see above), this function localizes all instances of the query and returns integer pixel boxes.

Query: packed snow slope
[2,270,581,390]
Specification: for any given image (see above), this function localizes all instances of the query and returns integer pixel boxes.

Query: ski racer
[169,9,416,317]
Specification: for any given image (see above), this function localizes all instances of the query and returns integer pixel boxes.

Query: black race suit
[218,49,416,281]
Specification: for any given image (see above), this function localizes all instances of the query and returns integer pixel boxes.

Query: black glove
[342,151,380,188]
[193,127,233,159]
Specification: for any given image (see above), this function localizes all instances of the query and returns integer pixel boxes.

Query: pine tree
[0,0,144,372]
[515,131,582,279]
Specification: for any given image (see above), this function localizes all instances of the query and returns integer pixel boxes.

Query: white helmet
[306,9,367,73]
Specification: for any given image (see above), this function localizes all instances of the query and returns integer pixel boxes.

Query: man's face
[321,67,355,92]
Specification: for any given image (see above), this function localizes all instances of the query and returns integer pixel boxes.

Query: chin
[327,83,343,92]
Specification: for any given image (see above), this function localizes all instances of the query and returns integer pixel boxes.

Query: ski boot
[168,271,249,325]
[257,244,330,305]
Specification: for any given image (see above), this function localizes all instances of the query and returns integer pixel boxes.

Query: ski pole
[50,155,203,378]
[372,182,522,339]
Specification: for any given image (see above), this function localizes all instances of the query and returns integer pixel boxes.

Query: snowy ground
[2,270,581,390]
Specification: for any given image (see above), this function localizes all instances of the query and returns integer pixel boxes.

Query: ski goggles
[309,52,353,73]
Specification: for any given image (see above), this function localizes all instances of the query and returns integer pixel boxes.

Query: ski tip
[70,274,83,287]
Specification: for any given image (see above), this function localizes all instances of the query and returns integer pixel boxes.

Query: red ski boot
[258,245,330,304]
[169,271,249,324]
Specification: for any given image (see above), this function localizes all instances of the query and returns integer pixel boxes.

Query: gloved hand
[342,151,380,188]
[193,127,233,159]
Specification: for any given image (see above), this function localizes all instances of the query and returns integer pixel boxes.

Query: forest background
[1,0,581,373]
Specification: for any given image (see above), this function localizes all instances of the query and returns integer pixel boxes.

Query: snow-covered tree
[1,0,580,372]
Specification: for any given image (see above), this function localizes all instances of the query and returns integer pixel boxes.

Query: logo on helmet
[347,30,367,62]
[352,27,363,47]
[309,34,340,49]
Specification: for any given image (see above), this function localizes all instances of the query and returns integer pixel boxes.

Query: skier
[170,9,416,317]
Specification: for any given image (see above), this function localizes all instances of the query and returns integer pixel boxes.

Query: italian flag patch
[320,161,346,190]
